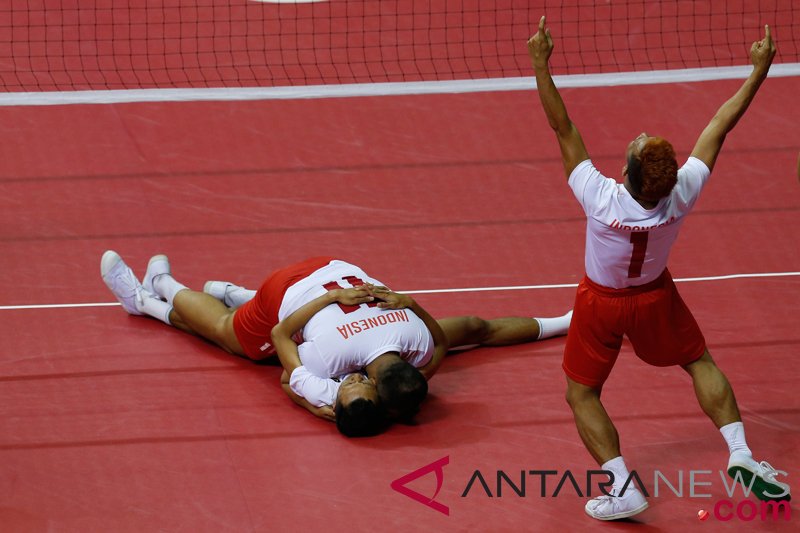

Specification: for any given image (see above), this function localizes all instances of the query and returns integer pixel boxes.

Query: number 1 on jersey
[628,231,649,278]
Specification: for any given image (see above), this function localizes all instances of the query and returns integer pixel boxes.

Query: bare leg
[682,349,741,428]
[436,316,540,347]
[565,376,621,465]
[168,289,246,356]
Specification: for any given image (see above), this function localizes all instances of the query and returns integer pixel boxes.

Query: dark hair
[377,360,428,422]
[627,137,678,200]
[335,398,385,438]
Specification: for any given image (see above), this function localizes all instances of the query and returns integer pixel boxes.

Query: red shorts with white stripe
[562,269,706,388]
[232,256,335,360]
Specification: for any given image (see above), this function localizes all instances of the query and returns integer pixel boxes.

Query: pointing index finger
[538,15,546,34]
[764,24,771,43]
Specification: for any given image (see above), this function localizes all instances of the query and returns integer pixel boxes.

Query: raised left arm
[690,25,775,172]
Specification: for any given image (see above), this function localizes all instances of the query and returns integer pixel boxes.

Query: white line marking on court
[2,63,798,106]
[404,271,800,294]
[1,271,797,310]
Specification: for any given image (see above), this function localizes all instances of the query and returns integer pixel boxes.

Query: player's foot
[101,250,145,315]
[203,281,255,308]
[143,254,171,297]
[584,488,648,521]
[727,451,791,501]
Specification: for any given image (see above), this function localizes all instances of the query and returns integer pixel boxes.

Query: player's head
[334,373,385,437]
[376,360,428,422]
[624,133,678,202]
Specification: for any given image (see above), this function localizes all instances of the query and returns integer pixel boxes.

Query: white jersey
[282,260,433,407]
[569,157,710,288]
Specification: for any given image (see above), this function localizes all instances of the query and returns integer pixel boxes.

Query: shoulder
[569,160,619,211]
[679,156,711,177]
[289,366,339,407]
[568,159,596,185]
[675,156,711,192]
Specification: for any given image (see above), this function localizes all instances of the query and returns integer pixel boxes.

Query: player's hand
[313,404,336,422]
[364,284,414,310]
[527,16,554,71]
[329,286,374,306]
[750,24,776,74]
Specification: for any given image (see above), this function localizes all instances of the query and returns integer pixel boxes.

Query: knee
[565,381,599,409]
[462,315,490,340]
[682,349,717,375]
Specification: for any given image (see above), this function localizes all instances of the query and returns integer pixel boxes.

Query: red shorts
[562,269,706,388]
[232,256,335,360]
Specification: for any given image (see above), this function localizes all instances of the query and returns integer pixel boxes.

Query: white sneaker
[143,254,170,297]
[203,280,254,308]
[585,488,648,521]
[728,451,791,501]
[100,250,145,315]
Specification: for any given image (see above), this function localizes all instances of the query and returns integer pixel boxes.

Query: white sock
[225,286,257,308]
[535,310,573,340]
[153,274,189,305]
[137,293,173,325]
[602,456,632,494]
[720,421,752,456]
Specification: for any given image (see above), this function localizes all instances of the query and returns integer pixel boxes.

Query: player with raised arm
[528,16,789,520]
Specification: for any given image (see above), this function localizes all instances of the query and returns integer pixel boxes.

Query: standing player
[527,17,789,520]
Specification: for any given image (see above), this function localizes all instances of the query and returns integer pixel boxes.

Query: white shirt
[568,157,710,289]
[283,260,433,406]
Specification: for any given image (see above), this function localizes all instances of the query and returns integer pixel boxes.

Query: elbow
[554,121,576,139]
[547,120,564,134]
[270,323,284,343]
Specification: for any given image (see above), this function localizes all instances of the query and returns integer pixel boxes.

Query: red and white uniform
[232,258,432,407]
[570,157,709,288]
[282,260,432,407]
[563,158,710,387]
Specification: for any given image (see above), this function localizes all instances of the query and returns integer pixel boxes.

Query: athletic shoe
[100,250,145,315]
[143,254,170,298]
[728,451,791,501]
[585,488,648,520]
[203,280,255,308]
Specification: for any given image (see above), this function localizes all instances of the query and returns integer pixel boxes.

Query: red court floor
[0,76,798,531]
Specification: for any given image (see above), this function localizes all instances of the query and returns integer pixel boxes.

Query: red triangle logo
[390,456,450,516]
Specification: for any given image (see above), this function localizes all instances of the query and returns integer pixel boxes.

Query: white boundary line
[2,63,798,106]
[2,271,798,310]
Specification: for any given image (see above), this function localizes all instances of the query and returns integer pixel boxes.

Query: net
[1,0,798,92]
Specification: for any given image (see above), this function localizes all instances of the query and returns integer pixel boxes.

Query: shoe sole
[728,466,792,502]
[586,501,649,521]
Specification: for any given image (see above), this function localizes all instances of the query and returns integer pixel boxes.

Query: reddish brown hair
[628,137,678,200]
